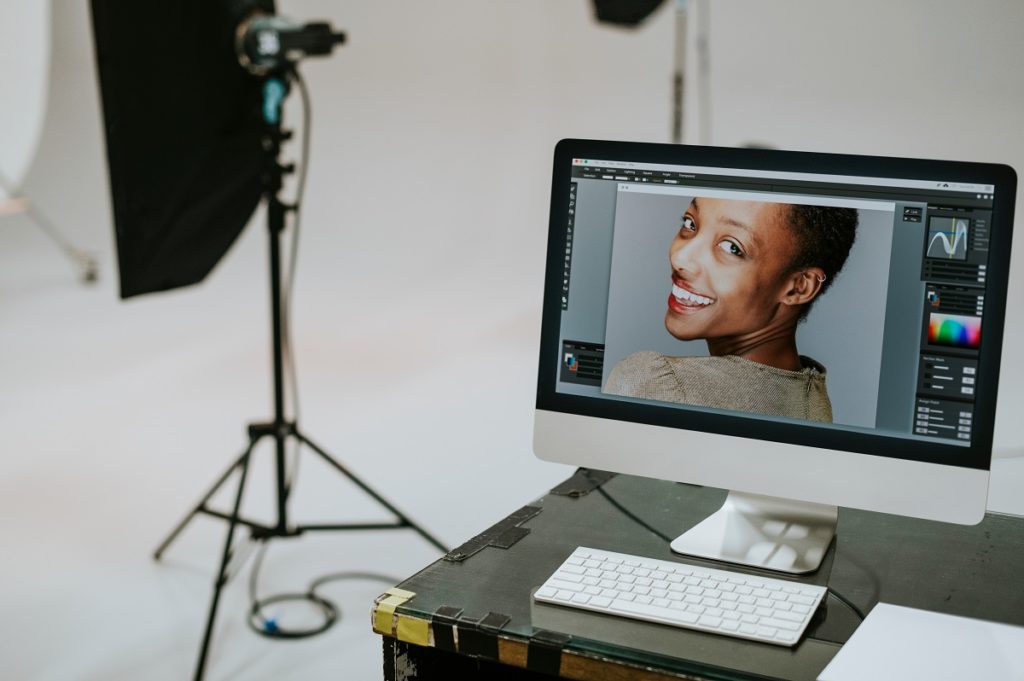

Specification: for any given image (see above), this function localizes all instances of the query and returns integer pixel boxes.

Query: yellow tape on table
[373,587,418,636]
[395,615,430,646]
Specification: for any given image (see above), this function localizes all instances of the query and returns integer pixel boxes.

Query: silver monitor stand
[670,491,838,574]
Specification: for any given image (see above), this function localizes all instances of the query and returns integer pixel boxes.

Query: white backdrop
[0,0,49,195]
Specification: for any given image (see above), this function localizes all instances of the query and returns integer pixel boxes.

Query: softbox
[90,0,273,298]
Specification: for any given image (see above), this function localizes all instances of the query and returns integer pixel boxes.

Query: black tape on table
[443,505,542,562]
[527,629,572,676]
[431,605,463,653]
[549,468,617,497]
[456,613,498,660]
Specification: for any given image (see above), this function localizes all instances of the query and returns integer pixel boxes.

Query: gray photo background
[602,188,895,428]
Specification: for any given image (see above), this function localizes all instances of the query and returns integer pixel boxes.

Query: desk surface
[373,472,1024,681]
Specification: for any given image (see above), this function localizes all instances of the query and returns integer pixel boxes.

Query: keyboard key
[571,593,590,604]
[554,590,574,601]
[556,572,583,583]
[584,586,601,595]
[722,610,741,621]
[722,620,740,631]
[741,614,758,624]
[757,626,777,638]
[563,565,586,575]
[790,595,816,606]
[699,615,722,628]
[652,598,670,607]
[589,596,612,608]
[609,599,698,624]
[537,586,557,598]
[548,579,583,592]
[636,595,653,605]
[739,624,758,635]
[775,610,803,622]
[760,617,800,631]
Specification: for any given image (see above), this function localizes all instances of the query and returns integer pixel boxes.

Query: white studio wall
[0,1,50,197]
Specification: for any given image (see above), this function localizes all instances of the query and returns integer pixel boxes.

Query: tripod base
[154,421,446,681]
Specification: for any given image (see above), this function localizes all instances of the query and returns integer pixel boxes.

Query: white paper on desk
[818,603,1024,681]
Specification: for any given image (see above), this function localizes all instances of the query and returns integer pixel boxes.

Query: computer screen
[534,140,1016,570]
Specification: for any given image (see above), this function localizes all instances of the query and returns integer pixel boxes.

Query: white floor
[4,2,1024,680]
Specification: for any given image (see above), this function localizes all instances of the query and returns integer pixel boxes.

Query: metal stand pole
[152,72,448,681]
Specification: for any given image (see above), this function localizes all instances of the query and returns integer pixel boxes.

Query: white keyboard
[533,546,827,646]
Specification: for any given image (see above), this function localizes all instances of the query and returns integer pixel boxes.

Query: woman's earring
[816,274,827,283]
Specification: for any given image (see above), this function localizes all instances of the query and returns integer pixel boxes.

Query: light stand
[152,45,447,681]
[0,170,98,283]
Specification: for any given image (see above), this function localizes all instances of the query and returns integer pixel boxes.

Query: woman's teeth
[672,284,713,306]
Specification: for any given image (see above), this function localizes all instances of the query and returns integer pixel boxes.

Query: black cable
[826,586,866,621]
[596,485,673,543]
[247,540,337,639]
[597,483,866,622]
[247,537,401,640]
[245,66,406,641]
[281,65,312,497]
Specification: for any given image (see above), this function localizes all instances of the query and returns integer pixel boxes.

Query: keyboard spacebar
[608,600,699,625]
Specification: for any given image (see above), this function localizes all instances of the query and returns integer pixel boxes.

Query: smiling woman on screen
[603,197,858,423]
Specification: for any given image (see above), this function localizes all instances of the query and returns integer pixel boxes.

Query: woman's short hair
[784,205,858,318]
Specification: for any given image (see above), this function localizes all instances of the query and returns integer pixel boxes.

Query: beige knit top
[603,351,833,423]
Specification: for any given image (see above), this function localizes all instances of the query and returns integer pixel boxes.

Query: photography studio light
[90,2,445,679]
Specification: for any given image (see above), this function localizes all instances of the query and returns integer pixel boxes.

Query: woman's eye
[718,240,744,257]
[681,216,696,232]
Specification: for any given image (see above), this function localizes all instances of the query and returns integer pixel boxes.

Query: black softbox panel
[91,0,274,298]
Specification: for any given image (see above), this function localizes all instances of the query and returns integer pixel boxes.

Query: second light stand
[153,72,448,681]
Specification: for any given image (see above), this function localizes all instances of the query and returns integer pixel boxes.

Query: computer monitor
[534,139,1017,574]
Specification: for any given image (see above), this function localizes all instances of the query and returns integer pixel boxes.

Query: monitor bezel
[536,139,1017,472]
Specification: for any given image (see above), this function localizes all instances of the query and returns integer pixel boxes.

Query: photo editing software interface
[555,157,999,449]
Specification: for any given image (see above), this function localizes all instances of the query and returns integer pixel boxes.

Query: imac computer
[534,139,1017,576]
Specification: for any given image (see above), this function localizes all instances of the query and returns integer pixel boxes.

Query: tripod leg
[295,431,449,553]
[193,441,255,681]
[153,437,258,561]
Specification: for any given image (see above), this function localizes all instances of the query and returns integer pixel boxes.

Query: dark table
[372,470,1024,680]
